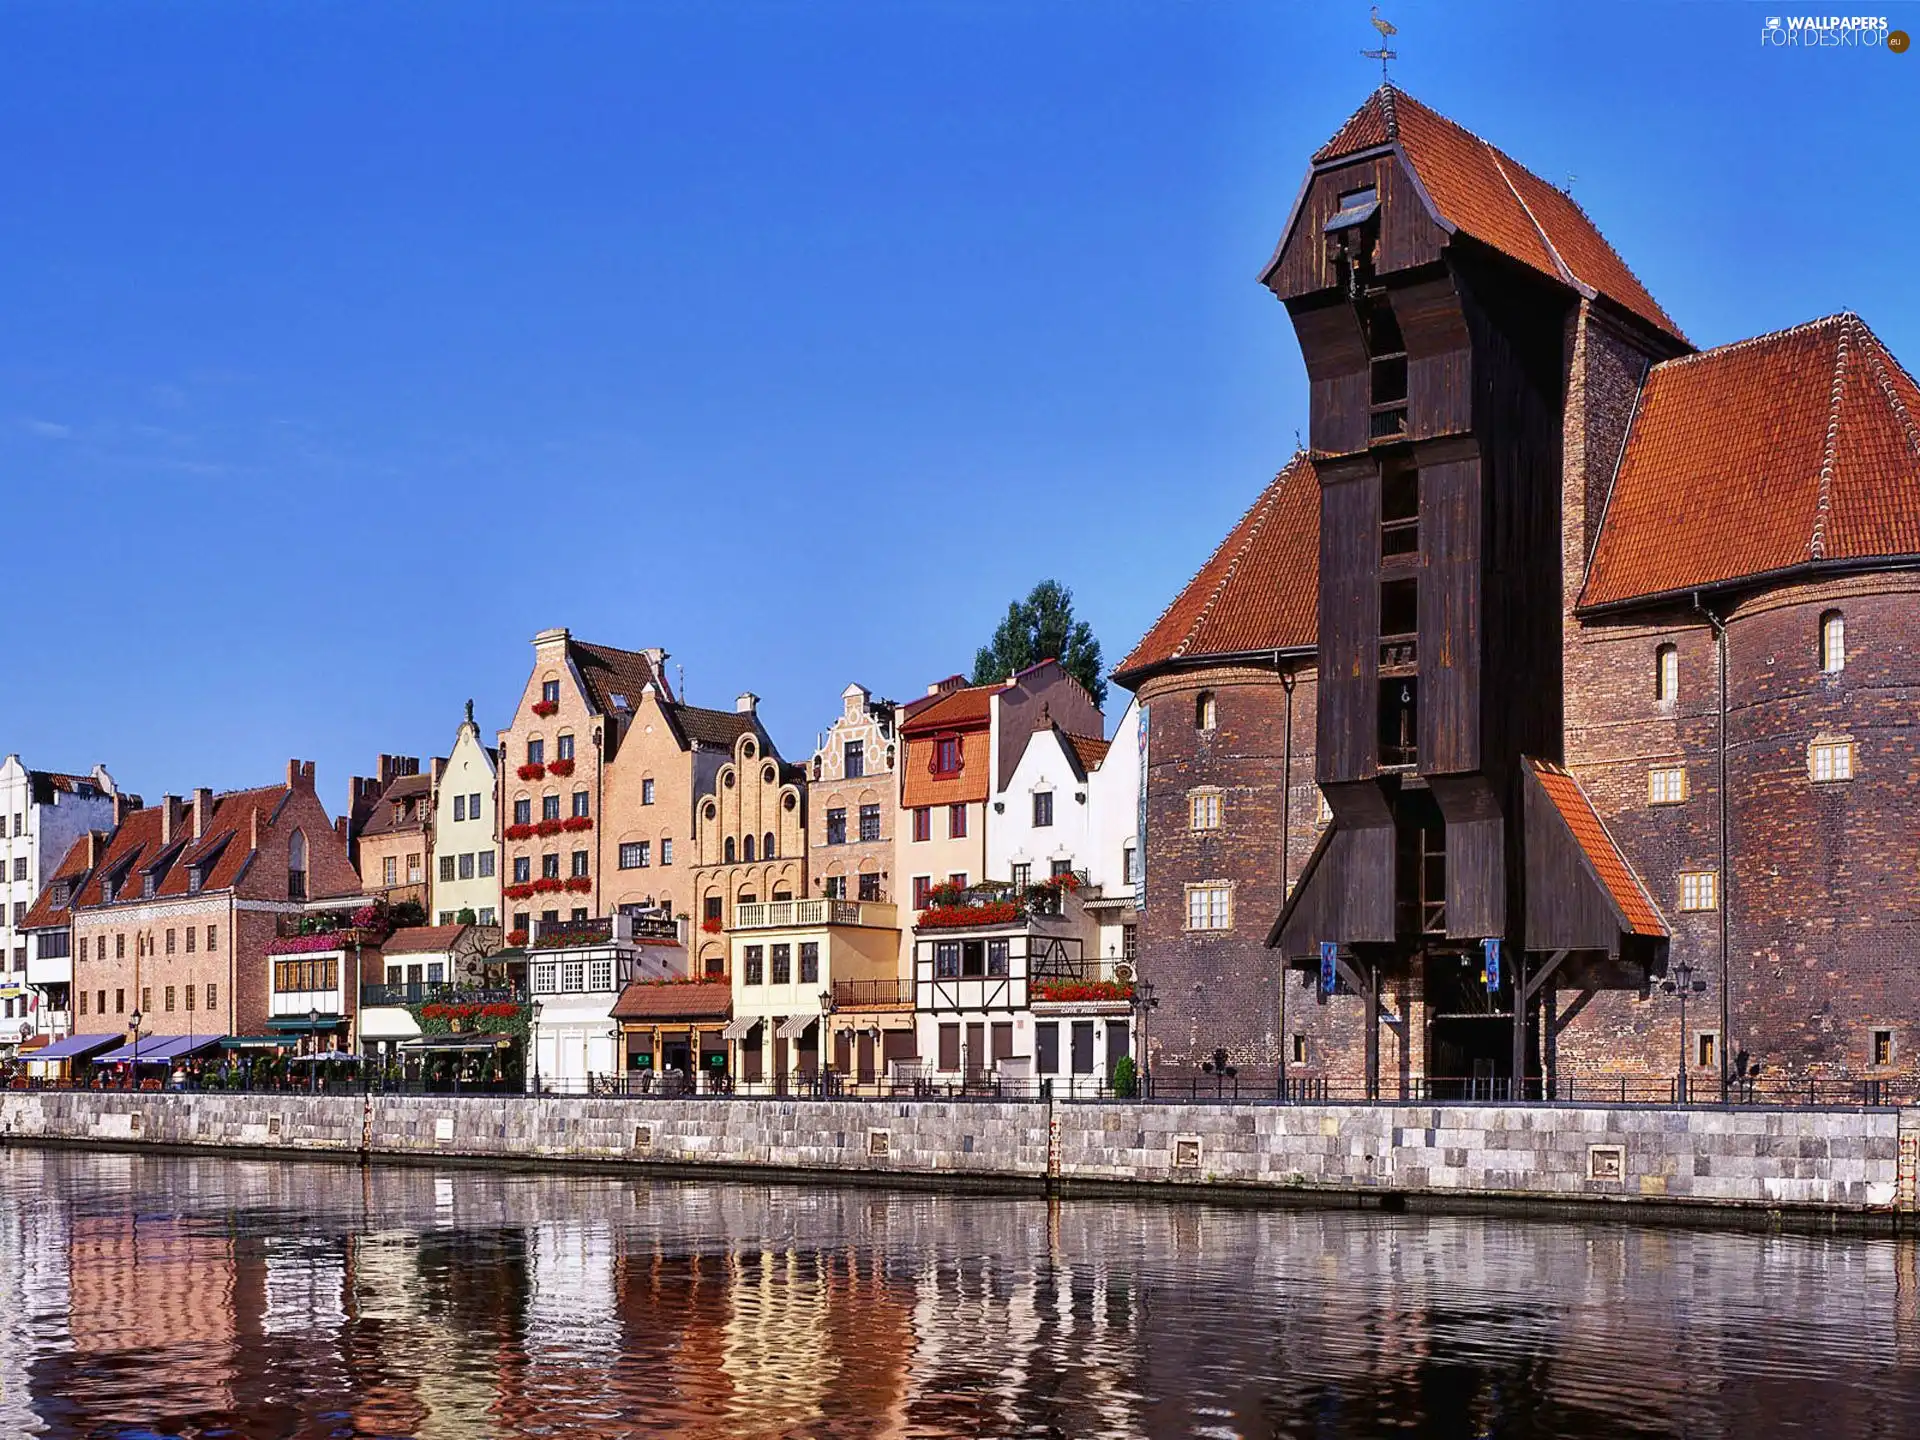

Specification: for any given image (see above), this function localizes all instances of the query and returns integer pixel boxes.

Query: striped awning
[775,1013,817,1040]
[720,1016,760,1041]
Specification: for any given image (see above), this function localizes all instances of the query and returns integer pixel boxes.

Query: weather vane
[1363,6,1398,83]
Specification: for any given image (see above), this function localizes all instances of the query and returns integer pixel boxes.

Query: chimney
[160,794,180,846]
[112,791,134,827]
[86,831,107,868]
[284,760,316,794]
[250,804,262,852]
[533,626,570,653]
[430,756,447,785]
[192,787,214,840]
[335,816,349,845]
[735,692,759,715]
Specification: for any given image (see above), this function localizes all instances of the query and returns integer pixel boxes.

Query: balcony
[831,977,915,1009]
[361,982,527,1009]
[734,899,896,931]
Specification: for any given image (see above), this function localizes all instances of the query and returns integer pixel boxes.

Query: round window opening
[763,765,776,785]
[705,803,717,820]
[743,740,756,758]
[782,793,797,811]
[723,770,735,788]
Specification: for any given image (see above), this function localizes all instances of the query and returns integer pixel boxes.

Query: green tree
[971,580,1106,706]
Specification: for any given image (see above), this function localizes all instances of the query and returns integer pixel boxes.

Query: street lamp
[1660,957,1707,1103]
[530,997,543,1095]
[818,987,835,1098]
[128,1008,143,1091]
[308,1006,321,1095]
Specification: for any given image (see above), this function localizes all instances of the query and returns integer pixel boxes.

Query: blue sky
[3,1,1914,808]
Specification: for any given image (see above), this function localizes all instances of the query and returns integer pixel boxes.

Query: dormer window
[1325,186,1378,231]
[933,737,962,775]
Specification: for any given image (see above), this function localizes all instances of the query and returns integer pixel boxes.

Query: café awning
[220,1035,284,1050]
[91,1035,222,1067]
[288,1049,361,1064]
[775,1014,816,1040]
[398,1033,513,1054]
[30,1033,122,1063]
[265,1015,347,1032]
[720,1016,760,1040]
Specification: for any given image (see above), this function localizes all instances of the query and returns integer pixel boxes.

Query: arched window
[763,831,776,861]
[1196,691,1217,731]
[1820,610,1846,673]
[1655,645,1679,703]
[743,834,756,862]
[724,837,737,864]
[287,829,308,901]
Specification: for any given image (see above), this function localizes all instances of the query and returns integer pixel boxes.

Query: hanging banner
[1319,941,1338,997]
[1482,936,1502,993]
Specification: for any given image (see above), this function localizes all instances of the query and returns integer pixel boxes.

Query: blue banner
[1319,941,1338,997]
[1482,936,1502,993]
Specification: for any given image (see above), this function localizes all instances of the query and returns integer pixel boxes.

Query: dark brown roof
[19,833,99,931]
[355,772,432,838]
[382,925,470,956]
[670,704,765,751]
[1114,453,1321,683]
[1581,314,1920,610]
[611,980,733,1021]
[569,640,668,717]
[900,683,996,734]
[1312,86,1683,343]
[1528,761,1667,938]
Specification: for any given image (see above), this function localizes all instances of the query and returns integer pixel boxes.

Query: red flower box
[518,763,545,781]
[504,823,534,841]
[531,700,559,718]
[533,877,564,894]
[562,815,593,832]
[547,757,575,777]
[701,916,725,934]
[1031,979,1134,1004]
[535,819,563,838]
[503,883,535,901]
[916,901,1023,929]
[506,928,529,946]
[563,876,593,894]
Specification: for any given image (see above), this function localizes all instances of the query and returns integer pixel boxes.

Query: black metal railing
[831,978,915,1008]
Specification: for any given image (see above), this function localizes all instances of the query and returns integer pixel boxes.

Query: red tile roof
[1314,87,1683,343]
[610,980,733,1022]
[1113,453,1321,683]
[900,684,995,734]
[1581,314,1920,609]
[19,833,99,931]
[1066,734,1112,774]
[901,729,992,810]
[70,786,291,909]
[1529,761,1668,939]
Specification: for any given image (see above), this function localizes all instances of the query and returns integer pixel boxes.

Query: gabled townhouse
[429,702,501,926]
[0,758,127,1045]
[60,760,362,1050]
[354,769,432,913]
[342,753,422,873]
[806,683,900,905]
[689,717,807,976]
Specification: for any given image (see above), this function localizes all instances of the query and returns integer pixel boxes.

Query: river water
[1,1148,1916,1438]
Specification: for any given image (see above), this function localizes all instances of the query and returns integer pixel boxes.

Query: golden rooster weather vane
[1363,6,1398,83]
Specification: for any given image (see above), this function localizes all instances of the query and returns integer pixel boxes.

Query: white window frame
[1184,882,1232,931]
[1820,611,1846,673]
[1189,790,1222,832]
[1678,872,1718,912]
[531,962,558,995]
[1810,740,1855,783]
[560,960,587,993]
[1648,767,1687,805]
[588,958,614,993]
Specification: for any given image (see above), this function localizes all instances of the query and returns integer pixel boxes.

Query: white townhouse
[430,702,502,927]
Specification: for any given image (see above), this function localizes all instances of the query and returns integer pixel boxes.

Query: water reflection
[0,1147,1915,1437]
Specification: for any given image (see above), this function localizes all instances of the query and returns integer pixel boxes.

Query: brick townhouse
[32,761,362,1043]
[1121,83,1920,1094]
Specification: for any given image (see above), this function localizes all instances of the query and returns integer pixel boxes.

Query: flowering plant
[564,876,592,894]
[265,931,351,955]
[1031,979,1134,1004]
[701,916,725,934]
[535,819,563,838]
[916,901,1022,929]
[517,763,545,781]
[506,928,529,946]
[503,883,536,901]
[504,823,534,841]
[422,1002,526,1021]
[531,700,559,718]
[547,757,575,777]
[562,816,593,832]
[532,877,564,894]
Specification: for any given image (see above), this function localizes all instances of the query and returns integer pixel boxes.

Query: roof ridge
[1379,82,1398,140]
[1810,319,1852,561]
[1854,321,1920,465]
[1178,484,1282,661]
[1489,151,1580,293]
[1653,312,1853,371]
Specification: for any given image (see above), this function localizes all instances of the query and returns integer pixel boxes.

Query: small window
[620,842,650,870]
[1655,644,1679,704]
[1379,577,1418,639]
[1696,1032,1718,1071]
[858,872,882,902]
[1820,611,1846,673]
[1195,692,1217,731]
[1291,1034,1307,1065]
[933,737,962,775]
[661,839,673,865]
[542,680,561,705]
[527,738,545,766]
[826,808,847,845]
[1189,791,1222,832]
[1810,740,1855,783]
[558,733,575,762]
[743,834,756,862]
[453,794,466,823]
[641,778,655,806]
[1011,862,1031,892]
[913,807,931,843]
[1648,767,1687,805]
[844,740,865,778]
[514,798,532,826]
[1873,1029,1894,1067]
[1316,792,1333,825]
[1186,883,1231,931]
[912,876,932,910]
[1033,791,1054,828]
[572,790,590,818]
[764,831,776,860]
[858,804,881,843]
[724,837,736,864]
[514,856,531,883]
[1122,843,1138,885]
[948,804,967,839]
[1678,871,1718,912]
[542,854,561,880]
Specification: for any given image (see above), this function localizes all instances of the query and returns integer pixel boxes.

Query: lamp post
[128,1008,143,1091]
[1660,958,1707,1103]
[530,997,543,1095]
[308,1006,320,1095]
[818,987,835,1097]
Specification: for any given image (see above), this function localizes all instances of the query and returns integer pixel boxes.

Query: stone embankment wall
[2,1091,1913,1216]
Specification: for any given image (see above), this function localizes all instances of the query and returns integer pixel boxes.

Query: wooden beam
[1522,948,1572,1004]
